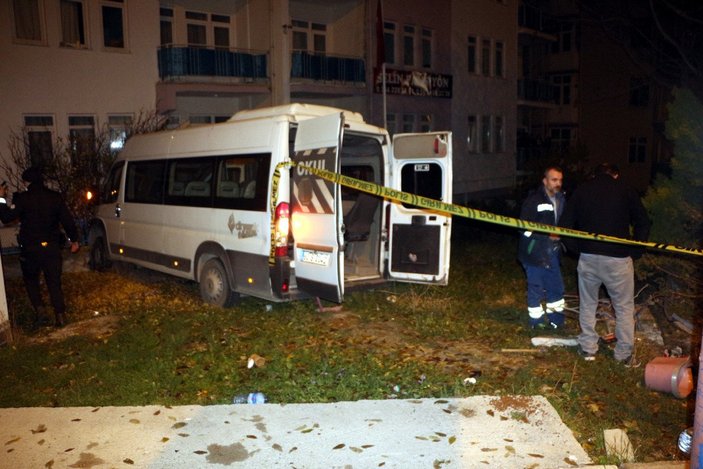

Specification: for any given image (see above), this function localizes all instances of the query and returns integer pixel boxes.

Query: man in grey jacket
[560,163,651,366]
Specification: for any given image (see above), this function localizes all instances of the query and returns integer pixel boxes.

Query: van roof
[229,103,367,124]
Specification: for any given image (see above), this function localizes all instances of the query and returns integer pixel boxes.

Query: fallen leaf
[44,460,54,468]
[171,422,187,429]
[448,436,456,445]
[333,443,345,450]
[123,458,134,464]
[193,450,207,455]
[5,437,20,445]
[350,447,362,453]
[129,419,140,424]
[31,424,47,434]
[161,437,169,443]
[272,444,282,452]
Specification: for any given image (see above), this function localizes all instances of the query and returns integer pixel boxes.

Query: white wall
[0,0,159,181]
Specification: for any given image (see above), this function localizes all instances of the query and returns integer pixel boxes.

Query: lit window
[108,115,132,151]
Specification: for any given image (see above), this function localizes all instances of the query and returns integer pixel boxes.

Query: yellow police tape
[269,161,703,264]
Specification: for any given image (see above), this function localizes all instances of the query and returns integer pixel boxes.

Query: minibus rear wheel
[199,258,238,308]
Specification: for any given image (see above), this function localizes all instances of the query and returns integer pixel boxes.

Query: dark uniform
[0,168,80,328]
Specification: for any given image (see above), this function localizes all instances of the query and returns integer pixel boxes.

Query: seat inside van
[218,181,240,198]
[184,181,211,197]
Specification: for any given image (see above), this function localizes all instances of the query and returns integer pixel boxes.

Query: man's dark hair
[594,163,619,178]
[543,165,563,178]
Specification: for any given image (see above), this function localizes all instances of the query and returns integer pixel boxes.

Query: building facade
[1,0,521,204]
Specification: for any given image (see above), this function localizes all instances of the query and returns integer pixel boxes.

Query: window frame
[383,21,396,65]
[494,40,504,78]
[421,28,433,69]
[60,0,88,49]
[160,7,174,46]
[480,115,492,153]
[467,115,478,153]
[403,24,415,67]
[628,136,647,163]
[481,38,491,76]
[101,0,126,50]
[23,114,55,167]
[12,0,47,45]
[467,35,477,74]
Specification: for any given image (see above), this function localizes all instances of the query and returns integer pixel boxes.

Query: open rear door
[387,132,452,285]
[291,113,345,302]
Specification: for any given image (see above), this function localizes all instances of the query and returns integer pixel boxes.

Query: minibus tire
[89,236,112,272]
[199,258,238,308]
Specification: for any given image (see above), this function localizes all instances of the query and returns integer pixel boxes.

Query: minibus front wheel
[199,258,238,308]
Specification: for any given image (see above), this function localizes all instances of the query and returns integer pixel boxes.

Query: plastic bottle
[678,427,693,454]
[233,392,266,404]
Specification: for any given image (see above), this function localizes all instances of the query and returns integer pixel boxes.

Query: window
[552,22,573,53]
[494,41,504,77]
[386,113,397,135]
[467,36,477,73]
[13,0,45,43]
[160,7,173,45]
[467,115,477,153]
[494,116,504,153]
[403,25,415,66]
[101,161,124,204]
[213,154,271,211]
[552,74,572,105]
[629,77,650,107]
[292,20,326,54]
[421,28,432,68]
[126,161,166,204]
[550,127,572,151]
[402,114,415,133]
[68,115,96,164]
[60,0,86,47]
[213,14,230,50]
[108,115,132,151]
[629,137,647,163]
[186,11,207,47]
[481,115,491,153]
[420,114,432,132]
[24,115,54,167]
[383,22,396,65]
[481,39,491,76]
[400,162,442,208]
[102,0,125,48]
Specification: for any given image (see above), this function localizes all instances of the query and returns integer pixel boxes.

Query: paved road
[1,397,593,468]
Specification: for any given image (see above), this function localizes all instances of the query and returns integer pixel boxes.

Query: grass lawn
[0,220,694,465]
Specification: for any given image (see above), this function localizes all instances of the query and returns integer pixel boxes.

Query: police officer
[0,167,80,329]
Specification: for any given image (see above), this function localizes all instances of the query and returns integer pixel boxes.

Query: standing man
[0,167,81,329]
[560,163,650,366]
[518,166,566,329]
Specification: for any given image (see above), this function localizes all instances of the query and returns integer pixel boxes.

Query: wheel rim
[204,266,224,301]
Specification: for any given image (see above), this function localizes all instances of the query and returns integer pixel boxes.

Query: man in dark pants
[560,163,651,366]
[0,167,80,329]
[518,165,566,329]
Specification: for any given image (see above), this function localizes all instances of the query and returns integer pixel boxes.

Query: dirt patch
[27,314,121,345]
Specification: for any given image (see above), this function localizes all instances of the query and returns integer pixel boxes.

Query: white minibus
[88,103,452,306]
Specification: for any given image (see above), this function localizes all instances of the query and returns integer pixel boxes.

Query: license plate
[300,249,331,266]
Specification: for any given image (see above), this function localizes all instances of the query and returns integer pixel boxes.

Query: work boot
[54,312,67,328]
[546,312,565,329]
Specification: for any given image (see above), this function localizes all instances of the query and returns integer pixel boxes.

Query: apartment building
[1,0,519,204]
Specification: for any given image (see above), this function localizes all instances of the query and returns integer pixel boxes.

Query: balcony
[158,46,268,80]
[291,51,365,83]
[518,3,557,41]
[518,79,557,105]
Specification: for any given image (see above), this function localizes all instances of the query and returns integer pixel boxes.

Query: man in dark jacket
[0,167,80,329]
[518,166,566,329]
[560,163,650,366]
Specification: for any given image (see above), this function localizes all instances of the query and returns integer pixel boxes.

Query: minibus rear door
[291,113,345,303]
[387,132,452,285]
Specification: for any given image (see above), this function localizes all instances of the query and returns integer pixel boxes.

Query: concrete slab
[1,396,591,468]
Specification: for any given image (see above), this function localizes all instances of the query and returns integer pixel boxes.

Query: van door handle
[115,204,121,218]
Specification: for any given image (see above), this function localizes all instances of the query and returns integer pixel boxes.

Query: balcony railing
[291,51,365,83]
[158,46,268,80]
[518,79,556,103]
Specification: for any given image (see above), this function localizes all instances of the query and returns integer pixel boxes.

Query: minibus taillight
[274,202,290,257]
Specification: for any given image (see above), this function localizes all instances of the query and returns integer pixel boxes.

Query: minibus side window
[399,163,442,208]
[213,153,271,211]
[165,157,214,207]
[101,161,124,204]
[125,161,166,204]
